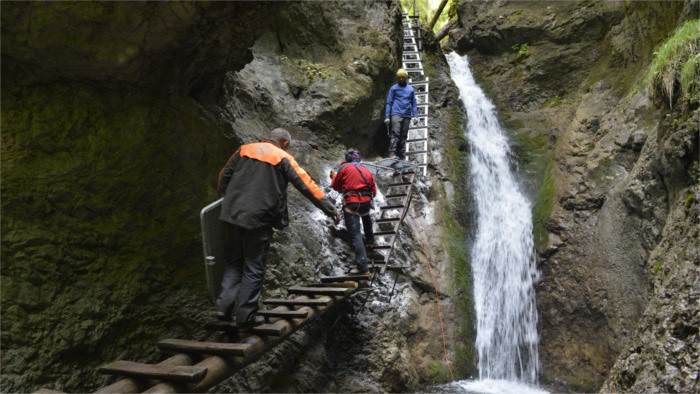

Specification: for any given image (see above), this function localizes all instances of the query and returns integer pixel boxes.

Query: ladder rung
[305,282,358,288]
[388,182,412,187]
[320,275,371,283]
[405,150,428,155]
[380,205,404,210]
[406,138,428,143]
[385,193,408,198]
[257,309,308,319]
[263,298,331,307]
[375,217,400,223]
[98,361,208,383]
[157,338,253,357]
[372,245,392,250]
[288,286,353,296]
[203,321,288,336]
[373,230,396,236]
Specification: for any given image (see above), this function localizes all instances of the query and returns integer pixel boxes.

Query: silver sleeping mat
[200,198,226,302]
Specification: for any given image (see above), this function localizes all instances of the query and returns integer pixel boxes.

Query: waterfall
[446,52,541,384]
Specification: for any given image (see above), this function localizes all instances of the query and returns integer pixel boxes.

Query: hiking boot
[215,311,229,322]
[365,243,374,250]
[349,268,370,276]
[236,315,265,331]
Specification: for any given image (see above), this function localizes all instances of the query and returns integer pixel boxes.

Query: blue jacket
[385,83,417,119]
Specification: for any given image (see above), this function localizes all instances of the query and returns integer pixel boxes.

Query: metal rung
[374,230,396,236]
[385,193,408,198]
[380,205,405,210]
[406,138,428,143]
[376,217,400,223]
[372,245,391,250]
[388,182,412,187]
[98,361,208,384]
[405,150,428,155]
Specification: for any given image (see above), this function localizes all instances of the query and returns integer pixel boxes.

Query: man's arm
[279,157,336,217]
[411,89,418,118]
[385,86,395,119]
[331,167,343,192]
[218,148,240,195]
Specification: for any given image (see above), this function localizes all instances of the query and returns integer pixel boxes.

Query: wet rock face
[448,0,697,390]
[1,2,283,96]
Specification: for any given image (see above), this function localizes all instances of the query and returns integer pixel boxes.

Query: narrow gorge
[2,1,698,393]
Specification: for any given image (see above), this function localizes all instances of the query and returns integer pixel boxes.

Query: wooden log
[320,275,370,283]
[98,361,207,384]
[428,0,449,29]
[287,286,352,296]
[157,339,252,357]
[204,321,288,337]
[263,297,331,307]
[95,353,194,393]
[436,20,457,42]
[304,282,359,288]
[257,309,308,319]
[144,295,345,393]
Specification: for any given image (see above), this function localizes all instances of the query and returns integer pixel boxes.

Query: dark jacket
[218,139,335,229]
[331,161,376,204]
[385,83,417,118]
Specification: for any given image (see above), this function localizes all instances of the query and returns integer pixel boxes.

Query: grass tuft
[645,19,700,108]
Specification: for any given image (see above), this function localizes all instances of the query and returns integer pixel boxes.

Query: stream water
[442,52,544,393]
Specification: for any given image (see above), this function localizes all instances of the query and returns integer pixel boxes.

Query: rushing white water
[446,52,541,385]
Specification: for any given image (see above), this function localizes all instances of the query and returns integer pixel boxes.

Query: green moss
[277,55,329,83]
[685,192,696,209]
[427,357,453,384]
[440,106,477,378]
[653,260,664,274]
[533,160,555,252]
[511,43,530,61]
[645,19,700,107]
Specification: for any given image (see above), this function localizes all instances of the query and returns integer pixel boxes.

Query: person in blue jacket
[384,68,418,159]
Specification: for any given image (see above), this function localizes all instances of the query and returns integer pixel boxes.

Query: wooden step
[157,338,253,357]
[263,298,331,307]
[320,275,371,283]
[380,205,405,210]
[203,321,288,336]
[257,309,308,319]
[98,360,207,384]
[305,282,358,288]
[288,286,353,296]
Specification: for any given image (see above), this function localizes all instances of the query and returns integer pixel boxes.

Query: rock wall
[2,1,472,392]
[446,0,698,391]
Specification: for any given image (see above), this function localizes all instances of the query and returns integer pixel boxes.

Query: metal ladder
[402,13,429,177]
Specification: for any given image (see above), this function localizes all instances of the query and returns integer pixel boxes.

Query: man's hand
[384,118,390,126]
[333,211,341,225]
[330,170,336,180]
[411,117,418,126]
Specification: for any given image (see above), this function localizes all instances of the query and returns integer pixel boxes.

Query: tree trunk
[436,20,457,42]
[428,0,449,30]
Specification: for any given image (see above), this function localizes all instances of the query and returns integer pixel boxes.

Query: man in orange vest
[217,128,340,329]
[331,148,376,275]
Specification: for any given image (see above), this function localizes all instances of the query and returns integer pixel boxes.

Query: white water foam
[446,52,541,385]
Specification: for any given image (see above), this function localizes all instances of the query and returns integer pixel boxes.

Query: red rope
[412,203,455,382]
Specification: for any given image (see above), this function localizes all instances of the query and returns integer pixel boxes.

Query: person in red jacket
[217,128,340,329]
[331,148,376,275]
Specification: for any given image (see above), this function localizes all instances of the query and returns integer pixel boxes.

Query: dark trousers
[215,223,273,324]
[388,115,410,158]
[343,202,375,271]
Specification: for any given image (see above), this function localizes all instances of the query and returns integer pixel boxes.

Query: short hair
[269,128,292,145]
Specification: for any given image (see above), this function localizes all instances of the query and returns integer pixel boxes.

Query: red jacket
[331,161,376,204]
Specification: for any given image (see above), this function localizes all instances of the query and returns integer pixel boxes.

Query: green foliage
[276,55,329,82]
[427,357,452,383]
[645,19,700,108]
[400,0,459,32]
[539,95,563,108]
[511,43,531,61]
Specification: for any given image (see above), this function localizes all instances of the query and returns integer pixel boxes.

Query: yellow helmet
[396,68,408,77]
